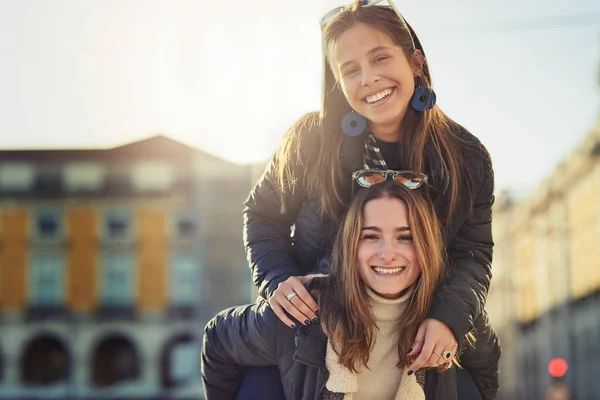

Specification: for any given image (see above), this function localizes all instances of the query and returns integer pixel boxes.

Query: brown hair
[312,181,445,372]
[274,1,486,223]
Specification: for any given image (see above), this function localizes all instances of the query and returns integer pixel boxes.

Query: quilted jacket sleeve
[201,301,281,399]
[427,151,495,341]
[243,153,306,300]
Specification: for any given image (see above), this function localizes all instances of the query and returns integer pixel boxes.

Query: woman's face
[333,22,416,133]
[357,196,421,299]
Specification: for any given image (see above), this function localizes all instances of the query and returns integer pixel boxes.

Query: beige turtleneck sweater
[325,286,425,400]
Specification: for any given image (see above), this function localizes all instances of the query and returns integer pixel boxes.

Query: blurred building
[0,135,256,399]
[488,119,600,400]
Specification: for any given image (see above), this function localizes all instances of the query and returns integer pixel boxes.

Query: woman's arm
[244,154,305,300]
[244,113,321,327]
[428,153,495,341]
[201,301,281,399]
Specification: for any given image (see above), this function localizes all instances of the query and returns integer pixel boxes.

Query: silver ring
[442,350,452,360]
[286,291,297,301]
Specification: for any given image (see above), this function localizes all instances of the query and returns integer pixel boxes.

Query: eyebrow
[338,45,393,71]
[362,226,411,232]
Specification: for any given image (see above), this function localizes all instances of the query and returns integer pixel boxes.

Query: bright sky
[1,0,599,194]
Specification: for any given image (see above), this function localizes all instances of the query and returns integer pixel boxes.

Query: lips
[371,266,406,275]
[362,87,395,104]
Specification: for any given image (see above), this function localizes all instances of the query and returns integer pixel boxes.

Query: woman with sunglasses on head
[205,181,457,399]
[240,1,500,398]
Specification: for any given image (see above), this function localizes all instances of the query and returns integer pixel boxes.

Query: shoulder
[275,111,322,172]
[449,122,493,176]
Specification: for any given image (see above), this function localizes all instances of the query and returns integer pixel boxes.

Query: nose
[361,65,380,86]
[378,241,397,263]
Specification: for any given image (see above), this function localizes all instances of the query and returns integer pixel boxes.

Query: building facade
[488,119,600,400]
[0,135,255,399]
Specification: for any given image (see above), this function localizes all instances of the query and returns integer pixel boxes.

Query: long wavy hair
[311,181,445,372]
[274,1,486,223]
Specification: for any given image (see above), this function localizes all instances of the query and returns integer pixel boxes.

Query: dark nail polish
[304,319,311,326]
[312,317,319,324]
[407,370,414,376]
[407,348,413,354]
[290,323,297,329]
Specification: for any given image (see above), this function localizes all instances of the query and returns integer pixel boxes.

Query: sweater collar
[291,286,415,369]
[366,286,414,333]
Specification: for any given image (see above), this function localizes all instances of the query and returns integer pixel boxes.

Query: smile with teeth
[364,88,394,104]
[372,266,406,275]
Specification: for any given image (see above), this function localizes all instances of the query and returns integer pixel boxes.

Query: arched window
[160,333,200,388]
[92,334,140,387]
[21,334,70,385]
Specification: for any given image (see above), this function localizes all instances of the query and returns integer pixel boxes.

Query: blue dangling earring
[341,111,367,137]
[410,77,436,112]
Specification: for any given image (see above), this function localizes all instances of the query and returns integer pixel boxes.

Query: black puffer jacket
[202,298,460,400]
[243,119,500,398]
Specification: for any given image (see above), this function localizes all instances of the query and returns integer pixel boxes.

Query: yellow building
[488,120,600,399]
[0,135,254,399]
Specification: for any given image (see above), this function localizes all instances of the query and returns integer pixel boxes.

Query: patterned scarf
[363,133,388,170]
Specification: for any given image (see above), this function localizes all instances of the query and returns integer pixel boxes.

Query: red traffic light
[548,358,568,378]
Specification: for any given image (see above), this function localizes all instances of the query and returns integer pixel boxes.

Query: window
[105,211,131,240]
[30,251,64,307]
[35,210,63,240]
[170,255,200,306]
[178,219,196,238]
[101,252,134,306]
[0,162,35,191]
[175,211,198,239]
[63,162,105,192]
[131,161,174,191]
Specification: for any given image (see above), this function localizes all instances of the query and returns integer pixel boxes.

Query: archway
[92,334,141,387]
[21,334,70,385]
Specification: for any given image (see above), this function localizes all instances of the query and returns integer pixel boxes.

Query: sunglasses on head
[320,0,416,51]
[352,169,428,190]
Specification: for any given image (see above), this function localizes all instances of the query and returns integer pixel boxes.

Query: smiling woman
[331,24,421,141]
[202,181,447,399]
[357,196,423,299]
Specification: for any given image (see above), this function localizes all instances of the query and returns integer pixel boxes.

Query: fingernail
[407,348,413,354]
[312,317,319,324]
[290,323,297,329]
[304,319,311,326]
[407,370,414,376]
